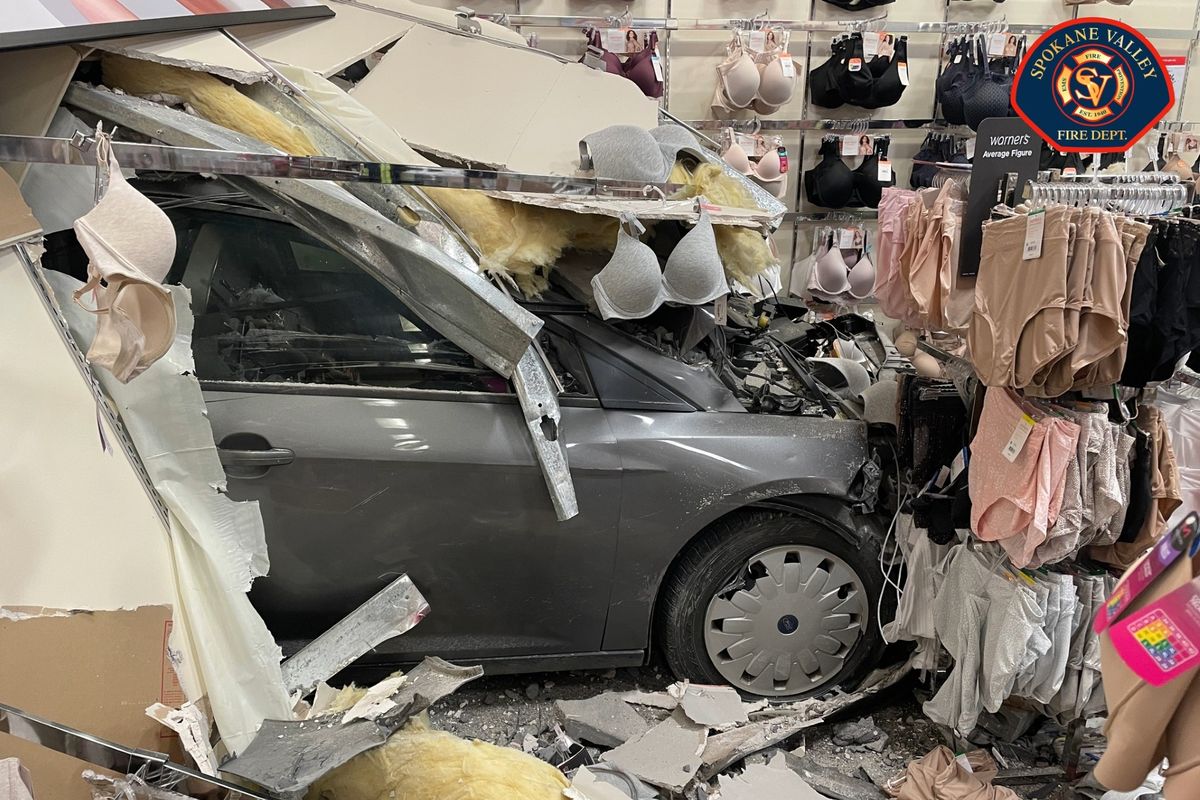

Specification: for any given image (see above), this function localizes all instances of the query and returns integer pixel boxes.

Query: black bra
[937,35,1024,130]
[804,136,895,210]
[810,33,909,110]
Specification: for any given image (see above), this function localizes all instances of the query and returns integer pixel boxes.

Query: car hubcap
[704,544,867,696]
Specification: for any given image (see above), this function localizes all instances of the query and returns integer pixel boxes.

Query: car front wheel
[657,509,883,698]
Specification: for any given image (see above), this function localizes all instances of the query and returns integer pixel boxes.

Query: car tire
[657,508,884,698]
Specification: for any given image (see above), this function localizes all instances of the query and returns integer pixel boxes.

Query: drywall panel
[0,248,175,611]
[0,46,81,185]
[88,29,270,82]
[353,24,656,172]
[236,0,414,76]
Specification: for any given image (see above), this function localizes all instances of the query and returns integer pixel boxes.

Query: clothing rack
[1023,178,1190,213]
[0,134,680,197]
[474,12,1196,39]
[784,210,878,223]
[684,118,971,132]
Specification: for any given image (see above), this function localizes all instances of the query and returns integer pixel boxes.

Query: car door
[171,206,622,663]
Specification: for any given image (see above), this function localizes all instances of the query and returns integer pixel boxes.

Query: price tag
[1002,413,1037,462]
[1063,166,1077,177]
[842,135,859,157]
[848,57,863,72]
[838,227,858,249]
[1023,207,1045,261]
[749,30,766,51]
[735,132,761,153]
[713,294,728,326]
[780,53,795,78]
[651,51,664,82]
[777,147,789,174]
[878,159,892,182]
[898,61,909,86]
[953,53,963,64]
[988,33,1008,57]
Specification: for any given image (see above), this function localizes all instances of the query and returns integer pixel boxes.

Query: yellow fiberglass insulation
[669,162,775,287]
[101,54,319,156]
[305,716,570,800]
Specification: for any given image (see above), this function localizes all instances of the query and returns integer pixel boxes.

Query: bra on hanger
[722,130,788,198]
[591,211,729,320]
[808,229,876,302]
[810,33,908,110]
[962,36,1025,131]
[582,28,663,98]
[809,36,849,109]
[937,37,975,125]
[804,136,895,210]
[712,31,796,115]
[71,132,177,383]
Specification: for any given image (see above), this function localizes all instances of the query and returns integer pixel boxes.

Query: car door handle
[218,447,295,467]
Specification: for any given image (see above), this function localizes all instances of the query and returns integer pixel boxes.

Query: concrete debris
[676,685,749,728]
[526,683,541,700]
[602,710,708,794]
[557,693,652,749]
[717,753,827,800]
[783,754,888,800]
[622,690,679,711]
[221,657,483,794]
[698,714,815,779]
[832,716,885,747]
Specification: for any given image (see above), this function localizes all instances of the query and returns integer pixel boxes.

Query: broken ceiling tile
[567,766,636,800]
[352,25,656,175]
[0,46,81,186]
[601,710,707,794]
[234,2,414,78]
[621,690,678,711]
[340,674,408,724]
[556,693,652,749]
[281,573,429,696]
[676,685,749,728]
[145,701,218,776]
[717,754,827,800]
[220,657,483,795]
[698,715,815,780]
[87,31,270,84]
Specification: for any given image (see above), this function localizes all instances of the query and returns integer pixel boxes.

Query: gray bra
[591,211,729,320]
[581,124,703,183]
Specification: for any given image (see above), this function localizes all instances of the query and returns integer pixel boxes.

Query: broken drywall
[47,270,290,755]
[352,24,657,175]
[717,753,828,800]
[556,693,651,749]
[234,0,414,78]
[0,245,175,613]
[0,46,81,186]
[675,684,750,728]
[0,170,39,247]
[601,710,707,794]
[87,30,270,84]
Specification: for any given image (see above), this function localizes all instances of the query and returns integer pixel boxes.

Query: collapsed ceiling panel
[351,24,657,174]
[234,0,413,77]
[0,46,81,185]
[336,0,525,45]
[87,30,271,83]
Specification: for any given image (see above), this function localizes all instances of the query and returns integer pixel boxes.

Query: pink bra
[808,232,876,302]
[722,130,787,198]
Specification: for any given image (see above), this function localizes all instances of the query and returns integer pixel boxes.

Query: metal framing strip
[0,135,677,197]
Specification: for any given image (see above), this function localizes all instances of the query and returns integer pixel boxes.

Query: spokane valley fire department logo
[1012,18,1174,153]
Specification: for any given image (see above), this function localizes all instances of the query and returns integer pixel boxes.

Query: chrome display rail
[0,135,678,197]
[683,118,970,132]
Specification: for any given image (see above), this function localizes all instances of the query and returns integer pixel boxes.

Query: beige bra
[721,130,787,198]
[712,37,796,116]
[72,133,177,383]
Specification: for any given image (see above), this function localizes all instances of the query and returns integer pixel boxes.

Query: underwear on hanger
[804,136,895,209]
[582,28,663,99]
[711,33,796,116]
[810,33,908,109]
[591,211,729,320]
[580,124,703,183]
[72,133,177,383]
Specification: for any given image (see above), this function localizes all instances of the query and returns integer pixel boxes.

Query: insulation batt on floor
[304,716,569,800]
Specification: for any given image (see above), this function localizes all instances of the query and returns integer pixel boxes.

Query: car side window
[170,210,511,393]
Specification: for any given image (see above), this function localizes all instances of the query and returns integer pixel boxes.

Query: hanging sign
[1011,18,1175,153]
[1164,55,1187,94]
[1,0,331,52]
